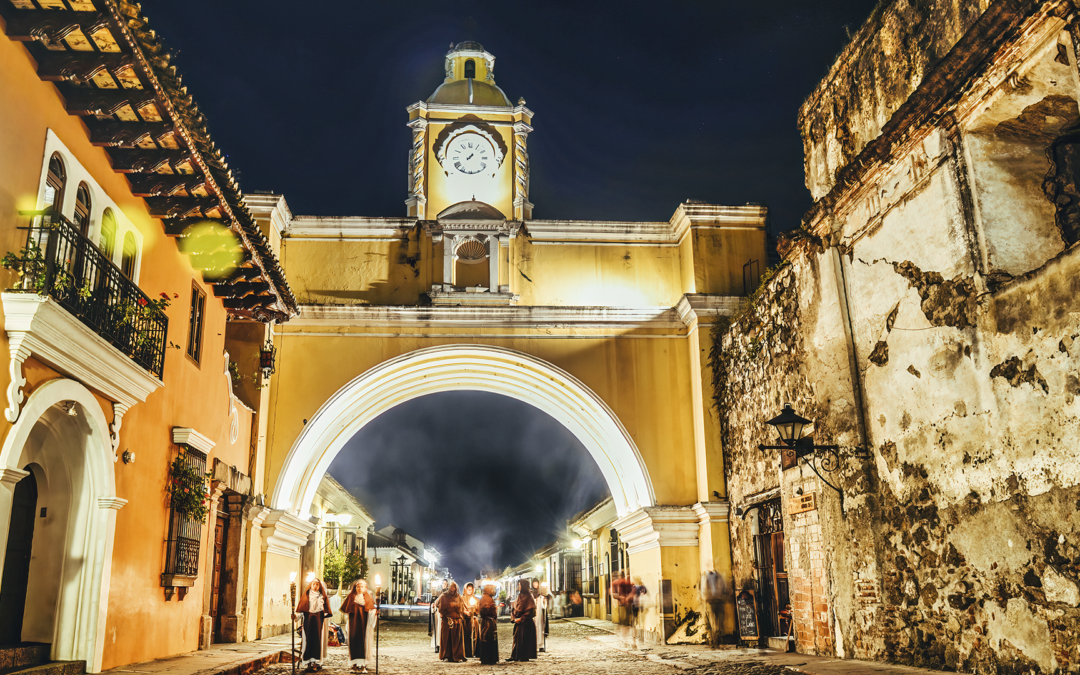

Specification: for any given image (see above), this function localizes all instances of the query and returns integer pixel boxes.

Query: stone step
[1,660,85,675]
[0,645,51,671]
[766,635,794,652]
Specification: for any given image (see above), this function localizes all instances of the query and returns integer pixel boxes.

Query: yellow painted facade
[257,41,765,643]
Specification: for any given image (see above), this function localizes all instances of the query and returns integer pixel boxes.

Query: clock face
[447,134,493,175]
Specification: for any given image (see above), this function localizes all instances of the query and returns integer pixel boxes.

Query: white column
[443,237,455,288]
[487,236,499,291]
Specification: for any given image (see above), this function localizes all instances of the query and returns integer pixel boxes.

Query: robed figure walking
[436,582,467,662]
[509,579,538,662]
[461,583,479,658]
[342,580,377,673]
[476,583,500,664]
[294,578,332,672]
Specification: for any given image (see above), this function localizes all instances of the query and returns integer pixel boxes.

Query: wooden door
[753,499,788,637]
[0,473,38,645]
[210,512,228,642]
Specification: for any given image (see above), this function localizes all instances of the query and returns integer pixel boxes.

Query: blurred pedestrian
[341,579,377,673]
[436,581,466,662]
[610,571,634,645]
[293,577,332,672]
[631,576,648,648]
[701,563,728,648]
[570,589,583,617]
[509,579,537,662]
[477,582,500,664]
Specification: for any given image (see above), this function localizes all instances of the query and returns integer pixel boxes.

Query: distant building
[307,476,376,591]
[367,526,439,603]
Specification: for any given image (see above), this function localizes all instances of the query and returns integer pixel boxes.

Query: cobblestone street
[259,620,791,675]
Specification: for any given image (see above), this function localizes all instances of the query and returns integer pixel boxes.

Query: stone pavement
[103,619,955,675]
[104,635,292,675]
[564,617,953,675]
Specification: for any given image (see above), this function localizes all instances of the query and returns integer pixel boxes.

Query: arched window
[120,232,137,278]
[99,209,117,259]
[43,154,65,221]
[73,183,91,236]
[464,59,475,79]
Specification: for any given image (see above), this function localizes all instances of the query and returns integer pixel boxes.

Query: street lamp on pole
[374,574,382,675]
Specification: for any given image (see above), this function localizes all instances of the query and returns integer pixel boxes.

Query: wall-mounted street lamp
[260,336,277,379]
[758,403,867,507]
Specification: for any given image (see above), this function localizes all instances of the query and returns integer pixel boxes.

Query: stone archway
[271,344,656,519]
[0,378,123,673]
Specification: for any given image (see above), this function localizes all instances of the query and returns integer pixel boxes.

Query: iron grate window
[163,448,207,578]
[186,282,205,364]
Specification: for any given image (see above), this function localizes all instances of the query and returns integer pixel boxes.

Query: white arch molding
[0,378,123,673]
[273,344,656,518]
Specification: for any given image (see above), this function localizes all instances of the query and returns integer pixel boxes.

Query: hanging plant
[168,454,212,521]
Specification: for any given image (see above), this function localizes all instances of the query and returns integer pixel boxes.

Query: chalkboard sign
[736,589,759,641]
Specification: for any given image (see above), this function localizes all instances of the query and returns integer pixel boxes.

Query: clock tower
[405,41,534,221]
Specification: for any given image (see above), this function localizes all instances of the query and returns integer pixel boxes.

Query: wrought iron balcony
[12,212,167,379]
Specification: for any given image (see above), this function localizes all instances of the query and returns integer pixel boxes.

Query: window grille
[163,447,207,580]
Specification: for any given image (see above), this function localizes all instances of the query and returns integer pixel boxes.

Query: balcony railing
[14,213,167,379]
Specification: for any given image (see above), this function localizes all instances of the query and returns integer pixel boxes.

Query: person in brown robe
[294,577,332,672]
[436,581,466,662]
[509,578,538,662]
[461,582,479,658]
[476,582,500,664]
[341,580,377,673]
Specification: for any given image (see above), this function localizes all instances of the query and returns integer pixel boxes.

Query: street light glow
[374,573,382,588]
[289,571,297,583]
[305,571,315,583]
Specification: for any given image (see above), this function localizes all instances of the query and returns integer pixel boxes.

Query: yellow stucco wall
[0,31,266,669]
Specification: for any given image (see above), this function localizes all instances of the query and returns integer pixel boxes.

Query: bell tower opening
[464,59,476,79]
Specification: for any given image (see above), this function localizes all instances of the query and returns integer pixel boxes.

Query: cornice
[172,427,216,454]
[285,217,416,239]
[613,506,700,556]
[2,294,163,416]
[288,304,686,329]
[675,295,744,326]
[261,509,317,559]
[692,501,731,524]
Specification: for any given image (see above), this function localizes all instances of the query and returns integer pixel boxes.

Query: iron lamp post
[374,574,381,675]
[758,403,867,506]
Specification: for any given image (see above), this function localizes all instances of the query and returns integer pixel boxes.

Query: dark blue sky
[147,0,876,229]
[327,392,609,582]
[145,0,879,580]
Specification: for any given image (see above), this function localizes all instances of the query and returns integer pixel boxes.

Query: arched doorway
[0,470,37,644]
[0,379,123,672]
[272,345,655,519]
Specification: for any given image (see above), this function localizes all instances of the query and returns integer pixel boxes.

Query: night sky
[327,392,609,582]
[146,1,879,581]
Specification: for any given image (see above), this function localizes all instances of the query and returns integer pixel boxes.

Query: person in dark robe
[436,581,466,662]
[341,579,377,673]
[477,582,500,664]
[509,579,538,662]
[461,582,479,658]
[294,577,332,672]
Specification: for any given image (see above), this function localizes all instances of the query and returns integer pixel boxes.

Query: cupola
[427,41,512,107]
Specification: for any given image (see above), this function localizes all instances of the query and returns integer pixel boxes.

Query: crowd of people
[291,572,653,671]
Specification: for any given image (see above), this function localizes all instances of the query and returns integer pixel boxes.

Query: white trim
[261,509,317,559]
[676,295,744,326]
[613,506,700,556]
[288,304,686,329]
[38,130,144,281]
[172,427,216,454]
[0,378,118,673]
[2,293,163,417]
[691,501,731,524]
[272,345,655,519]
[276,331,685,341]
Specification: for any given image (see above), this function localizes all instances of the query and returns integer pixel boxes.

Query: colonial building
[0,0,297,672]
[569,497,623,622]
[366,526,437,604]
[715,0,1080,670]
[261,39,766,647]
[307,475,375,593]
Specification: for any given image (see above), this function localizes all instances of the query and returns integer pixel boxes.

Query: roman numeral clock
[435,125,506,203]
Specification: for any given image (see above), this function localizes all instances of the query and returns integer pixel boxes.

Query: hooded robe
[436,589,466,662]
[476,591,499,664]
[341,585,377,666]
[295,582,332,666]
[510,585,537,662]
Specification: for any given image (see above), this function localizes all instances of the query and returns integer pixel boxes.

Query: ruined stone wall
[799,0,996,199]
[717,2,1080,671]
